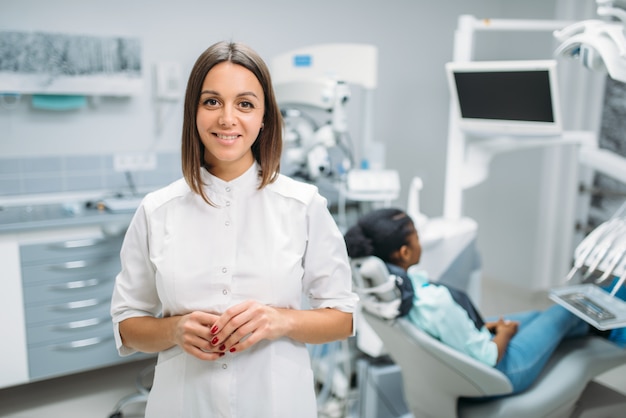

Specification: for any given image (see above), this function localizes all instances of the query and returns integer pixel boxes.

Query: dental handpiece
[596,248,626,284]
[567,220,614,281]
[582,221,625,281]
[566,243,595,281]
[583,244,612,280]
[595,226,626,284]
[610,268,626,298]
[608,223,626,296]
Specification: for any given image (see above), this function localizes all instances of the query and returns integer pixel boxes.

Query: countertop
[0,198,139,233]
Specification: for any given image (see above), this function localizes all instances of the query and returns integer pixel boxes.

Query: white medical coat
[110,163,358,418]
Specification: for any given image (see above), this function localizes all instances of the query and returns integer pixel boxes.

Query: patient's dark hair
[344,208,415,262]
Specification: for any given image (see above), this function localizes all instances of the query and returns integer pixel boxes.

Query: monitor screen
[446,60,562,136]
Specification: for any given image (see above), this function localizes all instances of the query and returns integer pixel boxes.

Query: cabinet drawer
[28,338,152,381]
[23,274,116,305]
[24,295,112,325]
[26,313,113,346]
[20,235,124,265]
[28,333,120,380]
[21,255,121,285]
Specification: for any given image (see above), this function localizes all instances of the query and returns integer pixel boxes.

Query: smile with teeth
[216,133,239,140]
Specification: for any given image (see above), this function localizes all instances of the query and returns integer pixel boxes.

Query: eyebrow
[199,90,260,99]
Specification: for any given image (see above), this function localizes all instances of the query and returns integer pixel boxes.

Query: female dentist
[110,41,358,418]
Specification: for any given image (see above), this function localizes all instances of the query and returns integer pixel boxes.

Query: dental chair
[352,256,626,418]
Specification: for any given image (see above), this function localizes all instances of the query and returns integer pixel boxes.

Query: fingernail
[219,344,226,351]
[229,347,236,353]
[211,326,219,334]
[211,337,219,345]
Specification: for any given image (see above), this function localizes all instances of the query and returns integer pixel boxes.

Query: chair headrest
[351,256,401,319]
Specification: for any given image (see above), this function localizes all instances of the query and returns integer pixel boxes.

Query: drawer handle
[53,317,107,331]
[51,238,108,249]
[49,278,103,291]
[52,335,113,351]
[52,298,106,311]
[49,258,111,270]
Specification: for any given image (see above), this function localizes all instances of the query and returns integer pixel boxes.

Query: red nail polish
[211,337,219,345]
[229,347,236,353]
[211,326,219,334]
[219,344,226,351]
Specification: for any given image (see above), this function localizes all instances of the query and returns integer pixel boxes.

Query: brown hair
[181,41,282,204]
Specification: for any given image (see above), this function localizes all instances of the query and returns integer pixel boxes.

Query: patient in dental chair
[344,207,626,395]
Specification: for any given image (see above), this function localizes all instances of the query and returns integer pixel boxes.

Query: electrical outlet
[155,62,182,101]
[113,152,157,172]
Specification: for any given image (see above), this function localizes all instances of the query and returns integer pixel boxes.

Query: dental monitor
[446,60,562,136]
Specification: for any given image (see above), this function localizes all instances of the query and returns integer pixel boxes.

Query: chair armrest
[395,318,512,394]
[460,336,626,418]
[363,312,512,397]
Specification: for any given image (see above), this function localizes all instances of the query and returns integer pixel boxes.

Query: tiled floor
[0,277,625,418]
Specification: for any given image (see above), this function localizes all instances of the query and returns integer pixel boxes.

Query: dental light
[272,44,378,182]
[555,0,626,82]
[276,78,353,180]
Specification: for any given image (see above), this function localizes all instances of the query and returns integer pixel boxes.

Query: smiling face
[196,61,265,181]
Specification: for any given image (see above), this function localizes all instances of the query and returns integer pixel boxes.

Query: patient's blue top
[406,270,498,366]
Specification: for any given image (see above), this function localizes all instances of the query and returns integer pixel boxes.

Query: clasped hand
[486,317,519,337]
[175,300,287,361]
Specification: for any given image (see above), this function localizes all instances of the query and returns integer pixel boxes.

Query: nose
[219,107,236,127]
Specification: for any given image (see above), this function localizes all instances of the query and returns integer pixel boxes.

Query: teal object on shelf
[31,94,87,111]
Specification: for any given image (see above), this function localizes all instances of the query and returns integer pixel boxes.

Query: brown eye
[202,98,219,106]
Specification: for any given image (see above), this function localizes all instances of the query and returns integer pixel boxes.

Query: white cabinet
[0,237,28,388]
[0,224,147,388]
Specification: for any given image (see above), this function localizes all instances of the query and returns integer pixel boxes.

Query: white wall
[458,0,603,291]
[7,0,604,293]
[0,0,559,217]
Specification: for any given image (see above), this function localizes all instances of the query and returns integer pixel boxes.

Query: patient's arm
[485,321,499,333]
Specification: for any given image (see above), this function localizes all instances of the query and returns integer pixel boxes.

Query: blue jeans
[491,305,589,394]
[484,277,626,395]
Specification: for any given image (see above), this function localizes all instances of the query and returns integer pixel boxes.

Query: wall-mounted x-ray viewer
[445,60,563,137]
[0,31,142,96]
